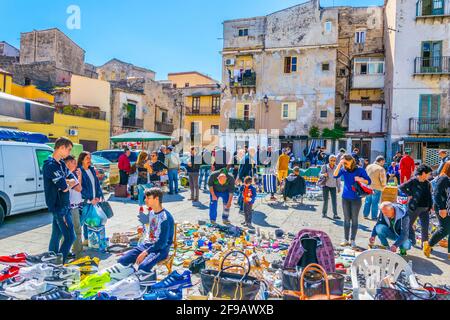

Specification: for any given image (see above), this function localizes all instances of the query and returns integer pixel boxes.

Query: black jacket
[186,154,201,173]
[283,174,306,198]
[399,177,433,211]
[433,175,450,211]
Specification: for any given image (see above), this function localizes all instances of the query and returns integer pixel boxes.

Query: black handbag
[98,201,114,219]
[189,257,206,274]
[200,251,261,300]
[376,282,436,300]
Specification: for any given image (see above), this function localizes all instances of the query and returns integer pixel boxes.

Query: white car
[0,141,54,225]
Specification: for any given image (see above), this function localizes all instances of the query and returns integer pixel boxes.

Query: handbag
[352,180,374,197]
[282,264,347,300]
[376,282,436,300]
[189,257,206,274]
[200,251,261,300]
[423,284,450,301]
[98,201,114,219]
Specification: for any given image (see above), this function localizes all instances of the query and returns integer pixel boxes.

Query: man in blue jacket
[43,137,78,263]
[369,202,411,256]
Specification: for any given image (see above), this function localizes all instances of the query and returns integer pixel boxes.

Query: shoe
[26,252,63,266]
[322,213,327,218]
[333,215,341,220]
[247,224,255,230]
[223,220,231,225]
[94,292,118,300]
[18,264,54,280]
[0,266,20,283]
[44,266,80,287]
[101,263,135,283]
[149,270,193,291]
[66,256,100,268]
[340,241,351,247]
[4,279,48,300]
[0,253,28,267]
[423,241,432,258]
[139,207,144,213]
[351,241,357,249]
[143,288,183,300]
[209,220,217,225]
[241,221,248,227]
[99,275,142,300]
[31,287,76,300]
[68,272,111,297]
[399,249,407,256]
[270,196,277,201]
[135,270,157,287]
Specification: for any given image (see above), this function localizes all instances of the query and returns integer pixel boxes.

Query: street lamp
[263,95,269,113]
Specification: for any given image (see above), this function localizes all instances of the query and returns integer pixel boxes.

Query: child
[118,188,174,274]
[240,176,257,229]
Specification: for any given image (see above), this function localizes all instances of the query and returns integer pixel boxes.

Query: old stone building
[337,6,386,161]
[97,59,156,83]
[220,0,338,156]
[0,41,20,58]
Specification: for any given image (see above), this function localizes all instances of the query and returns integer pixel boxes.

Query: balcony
[414,57,450,75]
[55,105,106,121]
[416,0,450,20]
[122,117,144,129]
[228,118,256,131]
[351,74,385,89]
[409,117,450,134]
[229,71,256,96]
[155,121,174,134]
[185,107,221,116]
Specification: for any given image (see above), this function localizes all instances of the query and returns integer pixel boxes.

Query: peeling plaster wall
[97,60,156,82]
[223,17,266,50]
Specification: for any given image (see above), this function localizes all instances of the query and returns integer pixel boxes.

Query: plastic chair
[157,223,178,274]
[350,249,420,300]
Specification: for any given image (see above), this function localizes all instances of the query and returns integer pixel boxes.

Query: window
[192,97,200,113]
[120,71,126,80]
[421,41,442,69]
[236,103,250,120]
[355,30,366,44]
[190,122,201,143]
[161,111,168,123]
[244,104,250,120]
[362,110,372,120]
[322,63,330,71]
[185,83,190,88]
[173,84,177,89]
[110,71,116,81]
[35,150,53,174]
[420,94,440,119]
[284,57,298,74]
[419,0,445,16]
[212,96,221,114]
[320,111,328,118]
[325,21,332,33]
[281,103,297,120]
[211,125,219,135]
[238,28,249,37]
[354,58,384,75]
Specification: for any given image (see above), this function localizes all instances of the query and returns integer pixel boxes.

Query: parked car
[0,141,54,225]
[92,149,139,164]
[91,155,111,188]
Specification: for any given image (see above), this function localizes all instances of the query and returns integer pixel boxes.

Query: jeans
[70,208,83,258]
[375,224,412,251]
[244,202,253,225]
[188,172,200,200]
[363,190,382,220]
[429,214,450,253]
[168,169,179,194]
[118,243,169,272]
[138,184,153,207]
[199,168,210,189]
[209,191,231,222]
[322,187,337,216]
[342,198,362,241]
[408,207,430,245]
[49,208,76,263]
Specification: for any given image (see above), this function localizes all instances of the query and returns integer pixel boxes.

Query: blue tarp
[0,129,49,144]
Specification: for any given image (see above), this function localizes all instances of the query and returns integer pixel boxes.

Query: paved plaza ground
[0,187,449,286]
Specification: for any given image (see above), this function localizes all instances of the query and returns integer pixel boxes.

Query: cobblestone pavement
[0,187,449,286]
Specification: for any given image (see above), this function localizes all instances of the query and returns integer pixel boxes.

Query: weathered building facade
[385,0,450,165]
[0,41,20,58]
[220,0,339,156]
[97,59,156,82]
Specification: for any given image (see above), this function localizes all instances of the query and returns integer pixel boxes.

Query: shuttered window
[419,94,440,118]
[281,103,297,120]
[236,103,249,120]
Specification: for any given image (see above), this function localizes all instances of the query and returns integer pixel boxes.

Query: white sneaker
[100,275,142,300]
[4,279,48,300]
[351,241,357,248]
[101,263,135,283]
[18,264,54,280]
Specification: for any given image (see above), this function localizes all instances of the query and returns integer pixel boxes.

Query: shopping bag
[200,251,261,300]
[87,226,107,251]
[82,204,108,227]
[375,282,436,300]
[282,267,344,297]
[98,201,114,219]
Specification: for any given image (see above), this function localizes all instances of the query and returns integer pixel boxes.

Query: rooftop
[20,28,86,53]
[167,71,218,83]
[98,58,156,74]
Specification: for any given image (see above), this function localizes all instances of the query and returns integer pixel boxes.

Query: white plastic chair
[351,249,420,300]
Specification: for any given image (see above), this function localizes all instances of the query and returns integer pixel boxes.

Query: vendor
[369,202,411,256]
[148,151,168,183]
[208,169,235,225]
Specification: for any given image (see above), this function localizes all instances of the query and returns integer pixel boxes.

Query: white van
[0,141,54,225]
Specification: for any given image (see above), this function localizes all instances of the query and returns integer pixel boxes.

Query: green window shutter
[419,95,429,118]
[430,95,440,118]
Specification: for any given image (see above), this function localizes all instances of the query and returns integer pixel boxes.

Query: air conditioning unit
[225,59,235,66]
[68,129,78,136]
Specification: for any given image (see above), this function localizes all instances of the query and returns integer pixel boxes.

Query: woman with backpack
[319,155,341,220]
[334,154,371,248]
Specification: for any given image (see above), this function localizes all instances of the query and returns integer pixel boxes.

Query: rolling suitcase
[114,184,128,198]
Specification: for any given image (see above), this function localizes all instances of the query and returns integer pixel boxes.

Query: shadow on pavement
[253,211,280,229]
[0,209,51,240]
[192,202,209,210]
[406,255,448,276]
[331,220,373,233]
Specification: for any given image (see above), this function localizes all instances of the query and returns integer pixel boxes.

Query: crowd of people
[42,136,450,267]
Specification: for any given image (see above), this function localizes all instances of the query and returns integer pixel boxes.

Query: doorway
[352,140,372,162]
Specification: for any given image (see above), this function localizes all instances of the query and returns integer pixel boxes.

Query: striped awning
[0,91,54,124]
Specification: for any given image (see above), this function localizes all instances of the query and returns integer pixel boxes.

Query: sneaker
[31,287,76,300]
[247,224,255,230]
[209,220,217,225]
[333,215,341,220]
[99,275,142,300]
[44,266,80,287]
[0,266,20,283]
[101,263,135,283]
[143,288,183,300]
[340,241,351,247]
[94,292,118,300]
[223,220,231,225]
[351,241,357,249]
[4,279,48,300]
[66,256,100,268]
[423,241,432,258]
[322,213,327,218]
[135,270,157,287]
[18,264,54,281]
[26,252,63,266]
[0,253,28,267]
[68,272,111,295]
[241,221,248,227]
[139,207,144,213]
[149,270,193,291]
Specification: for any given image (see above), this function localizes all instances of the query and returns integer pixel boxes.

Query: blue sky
[1,0,383,81]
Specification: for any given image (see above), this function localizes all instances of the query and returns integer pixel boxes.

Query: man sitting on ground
[208,169,235,225]
[369,202,411,256]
